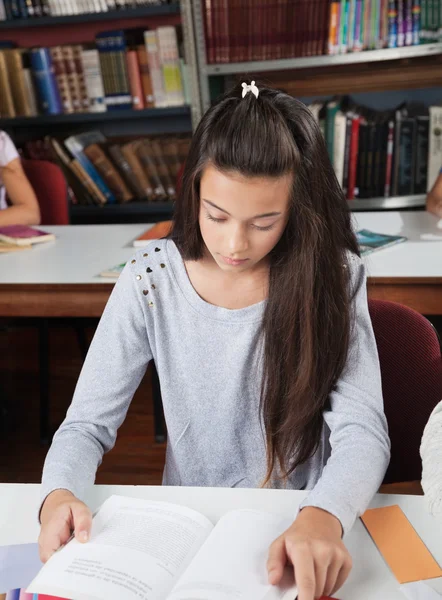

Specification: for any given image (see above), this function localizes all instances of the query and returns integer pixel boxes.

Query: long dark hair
[169,82,359,484]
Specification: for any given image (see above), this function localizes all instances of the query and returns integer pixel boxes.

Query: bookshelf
[0,0,201,224]
[70,201,174,224]
[0,4,181,29]
[191,1,440,211]
[1,106,191,128]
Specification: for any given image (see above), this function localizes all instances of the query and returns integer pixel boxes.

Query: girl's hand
[267,506,352,600]
[38,489,92,563]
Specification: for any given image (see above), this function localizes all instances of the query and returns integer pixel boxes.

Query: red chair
[21,160,87,442]
[21,159,69,225]
[368,299,442,484]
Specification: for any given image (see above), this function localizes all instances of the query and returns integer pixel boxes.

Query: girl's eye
[252,223,276,232]
[205,212,276,231]
[206,213,226,224]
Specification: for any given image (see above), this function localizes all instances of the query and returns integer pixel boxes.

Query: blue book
[64,134,116,205]
[30,48,62,115]
[357,229,407,255]
[95,30,132,111]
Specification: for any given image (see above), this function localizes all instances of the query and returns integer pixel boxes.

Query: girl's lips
[221,255,249,266]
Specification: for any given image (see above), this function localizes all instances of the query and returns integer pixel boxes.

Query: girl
[0,130,41,226]
[38,82,390,600]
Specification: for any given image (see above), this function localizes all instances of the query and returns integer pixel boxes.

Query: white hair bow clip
[242,81,259,99]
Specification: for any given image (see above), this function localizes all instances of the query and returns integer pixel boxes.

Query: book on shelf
[0,225,55,246]
[357,228,407,255]
[27,494,297,600]
[133,219,172,246]
[0,0,172,19]
[201,0,429,64]
[0,25,188,119]
[307,96,431,202]
[47,131,191,206]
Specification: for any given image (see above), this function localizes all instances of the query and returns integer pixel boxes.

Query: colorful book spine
[353,0,364,49]
[96,30,132,111]
[405,0,414,43]
[29,48,62,115]
[64,135,116,204]
[411,0,420,44]
[388,0,398,46]
[80,48,106,113]
[397,0,405,44]
[328,0,341,54]
[144,30,167,107]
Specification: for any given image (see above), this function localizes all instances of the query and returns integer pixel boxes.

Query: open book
[28,495,297,600]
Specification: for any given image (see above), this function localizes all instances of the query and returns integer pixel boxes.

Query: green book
[357,229,407,255]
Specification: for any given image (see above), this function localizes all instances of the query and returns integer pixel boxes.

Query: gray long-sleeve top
[41,238,390,534]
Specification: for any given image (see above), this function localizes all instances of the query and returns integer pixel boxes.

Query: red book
[126,50,145,110]
[347,114,361,200]
[384,119,395,197]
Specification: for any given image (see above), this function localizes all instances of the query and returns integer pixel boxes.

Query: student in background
[38,82,390,600]
[421,400,442,517]
[426,168,442,218]
[0,131,41,226]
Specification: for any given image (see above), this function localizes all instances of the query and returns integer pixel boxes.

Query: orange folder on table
[361,505,442,584]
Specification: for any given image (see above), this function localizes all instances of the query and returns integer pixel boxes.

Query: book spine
[414,116,429,194]
[397,118,415,195]
[108,144,147,200]
[0,52,15,117]
[328,0,340,53]
[144,30,167,107]
[126,49,145,110]
[136,45,154,108]
[50,46,74,114]
[397,0,405,44]
[30,48,62,115]
[72,45,90,111]
[388,0,398,45]
[3,49,32,117]
[420,0,427,40]
[61,45,83,112]
[157,26,185,106]
[64,137,116,203]
[353,0,363,49]
[80,48,106,113]
[84,144,133,203]
[342,114,353,196]
[404,0,414,43]
[412,0,421,43]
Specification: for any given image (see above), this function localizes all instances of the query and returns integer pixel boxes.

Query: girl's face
[198,165,292,273]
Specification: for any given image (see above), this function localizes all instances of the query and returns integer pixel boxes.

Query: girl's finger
[330,554,352,596]
[288,543,315,600]
[313,550,331,599]
[71,503,92,543]
[322,555,342,597]
[38,515,71,563]
[267,536,286,585]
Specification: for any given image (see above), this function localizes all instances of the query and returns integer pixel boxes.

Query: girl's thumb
[72,502,92,543]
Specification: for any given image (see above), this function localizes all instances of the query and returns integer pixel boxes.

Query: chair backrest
[368,299,442,484]
[22,159,69,225]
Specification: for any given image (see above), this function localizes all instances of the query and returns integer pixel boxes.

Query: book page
[28,495,214,600]
[168,509,298,600]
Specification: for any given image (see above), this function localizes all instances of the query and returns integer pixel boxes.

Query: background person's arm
[426,170,442,218]
[0,158,41,226]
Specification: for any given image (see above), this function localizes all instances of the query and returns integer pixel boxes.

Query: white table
[0,211,441,317]
[1,484,441,600]
[354,211,442,314]
[0,224,152,317]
